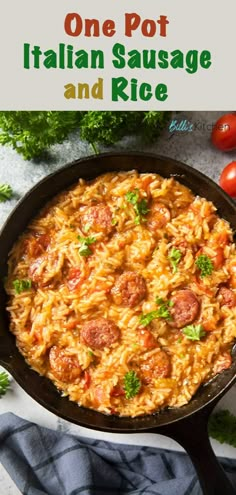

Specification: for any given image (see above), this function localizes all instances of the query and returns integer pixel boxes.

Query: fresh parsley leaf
[0,184,13,202]
[140,310,161,327]
[0,112,170,160]
[78,236,96,257]
[83,224,90,233]
[168,248,182,274]
[125,189,149,224]
[13,279,32,294]
[125,190,139,205]
[111,218,118,226]
[182,324,206,341]
[124,370,141,399]
[0,371,10,396]
[208,410,236,447]
[195,254,213,278]
[140,298,173,326]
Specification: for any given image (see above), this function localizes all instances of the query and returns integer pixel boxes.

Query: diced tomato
[215,232,230,247]
[111,385,125,397]
[193,275,214,296]
[213,352,232,375]
[202,318,217,332]
[27,234,50,257]
[67,267,83,291]
[212,248,225,269]
[65,318,79,330]
[83,370,91,390]
[229,262,236,289]
[138,328,157,349]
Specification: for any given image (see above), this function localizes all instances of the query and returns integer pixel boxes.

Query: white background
[0,0,235,109]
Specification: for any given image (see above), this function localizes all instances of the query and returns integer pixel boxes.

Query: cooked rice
[5,170,236,417]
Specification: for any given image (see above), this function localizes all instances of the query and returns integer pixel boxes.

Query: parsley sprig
[182,324,206,341]
[195,254,213,278]
[208,410,236,447]
[124,370,141,399]
[78,236,96,257]
[0,184,13,202]
[0,371,10,396]
[168,248,182,274]
[140,298,173,326]
[125,189,149,225]
[13,279,32,294]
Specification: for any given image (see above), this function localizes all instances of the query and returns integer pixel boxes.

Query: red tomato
[138,328,157,349]
[219,161,236,198]
[212,114,236,151]
[67,267,83,291]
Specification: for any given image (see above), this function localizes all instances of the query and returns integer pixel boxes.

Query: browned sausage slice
[169,289,200,329]
[80,317,120,349]
[218,286,236,308]
[80,204,113,235]
[111,272,147,308]
[140,351,171,384]
[49,346,82,383]
[147,202,171,232]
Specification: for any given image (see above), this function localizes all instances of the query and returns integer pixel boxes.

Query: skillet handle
[157,407,236,495]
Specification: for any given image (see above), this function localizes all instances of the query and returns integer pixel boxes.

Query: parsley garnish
[124,370,141,399]
[208,410,236,447]
[78,236,96,257]
[168,248,182,274]
[125,189,149,224]
[140,298,173,326]
[0,371,10,396]
[195,254,213,278]
[182,324,206,341]
[0,184,13,202]
[13,279,32,294]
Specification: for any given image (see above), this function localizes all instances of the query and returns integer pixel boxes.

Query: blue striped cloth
[0,413,236,495]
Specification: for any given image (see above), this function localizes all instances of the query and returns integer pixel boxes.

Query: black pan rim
[0,151,236,432]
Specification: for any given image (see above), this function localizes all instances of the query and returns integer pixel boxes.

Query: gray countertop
[1,111,236,495]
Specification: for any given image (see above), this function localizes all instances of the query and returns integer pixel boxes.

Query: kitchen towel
[0,413,236,495]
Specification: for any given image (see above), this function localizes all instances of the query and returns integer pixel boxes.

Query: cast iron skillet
[0,152,236,495]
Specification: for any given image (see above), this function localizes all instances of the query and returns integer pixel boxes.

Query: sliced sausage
[80,317,120,349]
[80,204,113,235]
[212,351,232,375]
[49,346,82,383]
[140,351,171,384]
[218,286,236,308]
[111,272,147,308]
[29,252,64,287]
[147,202,171,233]
[169,289,200,329]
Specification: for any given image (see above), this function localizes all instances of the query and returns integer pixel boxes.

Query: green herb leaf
[182,324,206,341]
[195,254,213,278]
[125,190,149,224]
[124,370,141,399]
[208,410,236,447]
[111,218,118,226]
[0,111,170,160]
[140,310,161,327]
[0,371,10,396]
[140,298,173,326]
[168,248,182,274]
[13,279,32,294]
[78,236,96,257]
[125,190,139,205]
[0,184,13,202]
